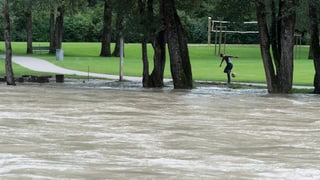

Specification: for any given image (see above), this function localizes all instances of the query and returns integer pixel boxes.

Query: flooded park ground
[0,79,320,179]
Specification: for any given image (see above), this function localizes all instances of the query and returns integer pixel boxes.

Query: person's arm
[219,58,224,67]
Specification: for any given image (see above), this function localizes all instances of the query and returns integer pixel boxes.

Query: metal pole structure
[119,37,124,81]
[215,27,218,55]
[224,26,227,54]
[208,17,212,46]
[218,19,222,55]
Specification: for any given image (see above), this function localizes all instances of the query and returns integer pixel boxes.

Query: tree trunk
[270,0,281,70]
[26,10,33,54]
[160,0,193,89]
[149,30,166,87]
[55,5,64,50]
[138,0,150,87]
[139,0,166,88]
[112,37,121,57]
[255,0,277,92]
[112,13,124,57]
[100,0,112,57]
[49,6,56,54]
[278,0,295,93]
[4,0,15,85]
[141,38,150,87]
[149,0,166,88]
[255,0,295,93]
[309,1,320,94]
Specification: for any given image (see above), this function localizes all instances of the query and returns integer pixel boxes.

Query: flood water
[0,80,320,179]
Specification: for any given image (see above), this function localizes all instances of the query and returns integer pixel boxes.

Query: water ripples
[0,81,320,179]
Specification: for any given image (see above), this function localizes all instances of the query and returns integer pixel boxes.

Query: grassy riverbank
[0,42,314,85]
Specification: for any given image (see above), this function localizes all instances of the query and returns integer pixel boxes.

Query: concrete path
[11,56,146,82]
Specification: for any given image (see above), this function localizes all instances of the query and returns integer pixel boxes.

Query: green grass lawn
[0,42,314,85]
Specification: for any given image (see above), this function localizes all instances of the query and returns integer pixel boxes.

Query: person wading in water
[219,53,239,84]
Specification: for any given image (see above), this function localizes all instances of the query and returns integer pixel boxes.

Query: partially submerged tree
[138,0,166,88]
[255,0,296,93]
[160,0,193,89]
[3,0,15,85]
[308,0,320,94]
[138,0,152,87]
[148,0,166,88]
[136,0,193,89]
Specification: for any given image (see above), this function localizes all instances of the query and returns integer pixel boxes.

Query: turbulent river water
[0,80,320,180]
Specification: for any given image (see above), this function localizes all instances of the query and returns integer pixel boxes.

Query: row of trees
[3,0,193,89]
[3,0,315,45]
[2,0,252,88]
[3,0,259,44]
[255,0,320,93]
[2,0,320,94]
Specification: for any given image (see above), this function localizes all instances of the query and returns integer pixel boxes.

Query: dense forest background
[0,0,309,44]
[0,0,310,44]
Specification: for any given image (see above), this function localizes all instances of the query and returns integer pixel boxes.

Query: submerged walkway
[11,56,144,82]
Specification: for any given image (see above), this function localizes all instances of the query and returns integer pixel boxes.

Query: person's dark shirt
[222,56,232,64]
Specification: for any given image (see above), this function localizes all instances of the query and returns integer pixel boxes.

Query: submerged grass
[0,42,314,86]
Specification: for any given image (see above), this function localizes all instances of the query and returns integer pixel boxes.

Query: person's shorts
[224,63,233,73]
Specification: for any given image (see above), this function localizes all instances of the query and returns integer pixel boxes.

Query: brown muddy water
[0,80,320,179]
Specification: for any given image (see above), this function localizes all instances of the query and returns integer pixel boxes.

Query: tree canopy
[0,0,256,43]
[0,0,314,45]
